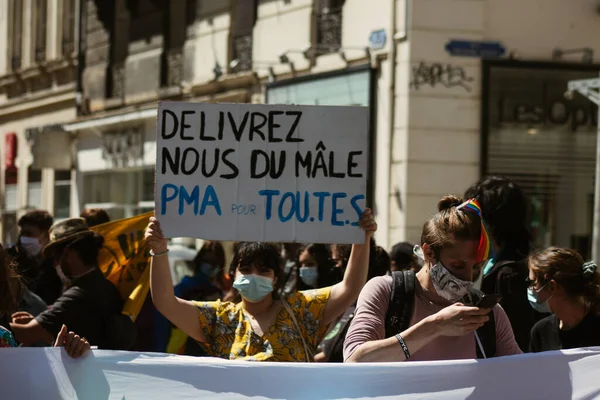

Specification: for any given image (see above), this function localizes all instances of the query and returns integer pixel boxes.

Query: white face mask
[20,236,42,257]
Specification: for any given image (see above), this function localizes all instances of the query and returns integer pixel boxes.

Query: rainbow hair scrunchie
[456,198,495,263]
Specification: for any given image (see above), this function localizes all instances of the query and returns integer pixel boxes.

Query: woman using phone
[528,248,600,352]
[344,196,522,362]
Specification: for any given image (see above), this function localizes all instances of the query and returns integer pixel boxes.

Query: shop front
[482,61,600,258]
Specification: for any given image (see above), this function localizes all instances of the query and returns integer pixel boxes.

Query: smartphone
[476,294,502,309]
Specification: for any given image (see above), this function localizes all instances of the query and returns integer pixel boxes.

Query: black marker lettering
[229,111,250,142]
[295,151,312,178]
[221,148,239,179]
[329,151,345,178]
[285,111,304,142]
[312,144,328,178]
[249,112,267,141]
[161,109,179,139]
[181,148,199,175]
[251,150,269,178]
[180,110,195,140]
[348,151,363,178]
[217,111,224,140]
[201,149,219,177]
[161,147,180,174]
[268,151,287,179]
[201,112,217,141]
[268,111,284,143]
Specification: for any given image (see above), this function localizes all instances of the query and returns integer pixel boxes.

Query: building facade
[1,0,599,254]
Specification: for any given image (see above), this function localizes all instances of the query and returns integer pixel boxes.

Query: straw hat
[42,218,95,257]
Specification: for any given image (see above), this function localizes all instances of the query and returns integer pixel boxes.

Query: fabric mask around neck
[429,262,474,302]
[233,274,274,303]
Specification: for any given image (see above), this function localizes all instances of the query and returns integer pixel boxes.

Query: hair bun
[437,195,464,212]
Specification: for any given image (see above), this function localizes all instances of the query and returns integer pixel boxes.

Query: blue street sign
[369,29,387,50]
[445,40,506,58]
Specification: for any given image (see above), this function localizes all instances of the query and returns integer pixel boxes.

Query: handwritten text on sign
[155,102,368,244]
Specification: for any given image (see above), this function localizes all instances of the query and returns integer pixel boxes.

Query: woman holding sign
[145,209,376,361]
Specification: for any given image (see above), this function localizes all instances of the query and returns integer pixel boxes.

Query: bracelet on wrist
[394,333,411,360]
[149,248,169,257]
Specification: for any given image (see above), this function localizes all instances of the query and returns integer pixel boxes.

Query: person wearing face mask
[7,210,63,308]
[9,218,128,350]
[145,209,377,361]
[528,248,600,352]
[344,195,521,362]
[154,241,229,353]
[296,244,341,291]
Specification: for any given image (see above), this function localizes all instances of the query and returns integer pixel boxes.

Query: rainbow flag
[456,199,495,263]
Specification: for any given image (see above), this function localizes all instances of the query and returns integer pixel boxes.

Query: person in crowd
[528,248,600,352]
[372,246,391,278]
[344,196,521,362]
[80,208,111,228]
[145,209,377,361]
[155,241,230,353]
[0,244,90,357]
[296,244,342,291]
[280,243,303,297]
[315,245,391,362]
[9,218,129,350]
[7,210,62,307]
[464,176,538,350]
[389,242,420,273]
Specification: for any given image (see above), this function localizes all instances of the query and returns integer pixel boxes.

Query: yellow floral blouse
[193,287,331,361]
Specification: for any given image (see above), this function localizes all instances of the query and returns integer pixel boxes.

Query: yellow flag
[91,211,154,321]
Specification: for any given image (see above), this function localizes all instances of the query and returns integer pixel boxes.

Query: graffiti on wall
[410,62,474,92]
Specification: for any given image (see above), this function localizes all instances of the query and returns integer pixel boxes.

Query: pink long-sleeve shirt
[343,275,522,361]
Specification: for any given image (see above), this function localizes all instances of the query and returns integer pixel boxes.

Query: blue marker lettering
[313,192,331,222]
[278,192,296,222]
[161,184,179,215]
[331,193,348,226]
[295,191,310,223]
[259,190,280,220]
[179,185,200,216]
[199,185,222,215]
[350,194,365,226]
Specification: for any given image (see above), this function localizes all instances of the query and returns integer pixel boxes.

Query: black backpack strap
[384,270,416,337]
[475,311,496,359]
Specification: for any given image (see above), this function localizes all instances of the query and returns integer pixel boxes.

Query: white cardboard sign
[155,101,369,244]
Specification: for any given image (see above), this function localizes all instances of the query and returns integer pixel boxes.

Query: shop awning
[63,108,157,132]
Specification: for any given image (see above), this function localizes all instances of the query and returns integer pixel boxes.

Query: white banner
[155,102,369,244]
[2,348,600,399]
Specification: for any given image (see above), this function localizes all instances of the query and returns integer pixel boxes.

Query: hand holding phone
[476,294,502,309]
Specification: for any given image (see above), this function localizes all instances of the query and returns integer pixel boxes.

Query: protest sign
[91,212,152,320]
[3,347,600,399]
[155,102,369,244]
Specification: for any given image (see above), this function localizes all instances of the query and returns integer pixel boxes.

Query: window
[83,168,155,220]
[229,0,258,73]
[484,64,598,258]
[10,0,23,70]
[34,0,48,62]
[314,0,345,56]
[62,0,76,55]
[27,168,43,209]
[54,170,72,220]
